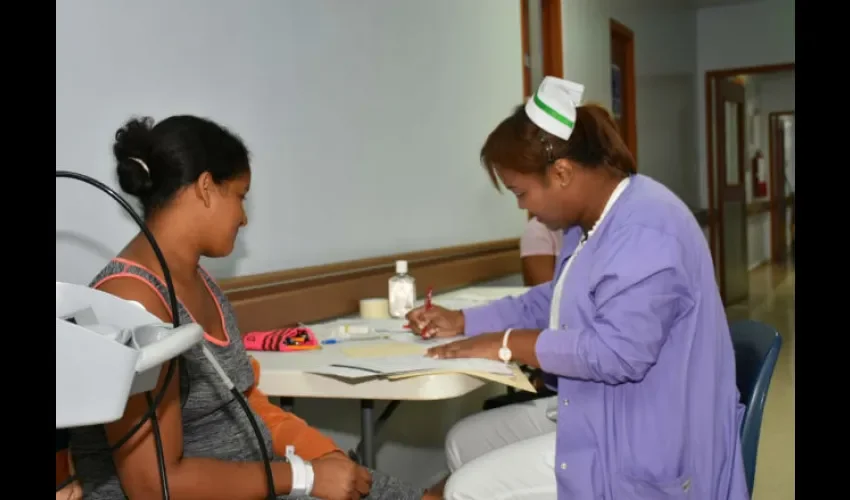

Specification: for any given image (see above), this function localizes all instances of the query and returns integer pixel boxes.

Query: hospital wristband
[286,445,314,497]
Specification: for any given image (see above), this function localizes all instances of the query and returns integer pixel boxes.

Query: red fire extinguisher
[751,150,767,198]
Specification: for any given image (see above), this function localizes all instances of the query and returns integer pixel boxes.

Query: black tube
[56,171,276,500]
[230,387,276,499]
[56,171,179,499]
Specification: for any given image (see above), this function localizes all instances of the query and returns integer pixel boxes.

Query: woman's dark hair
[479,103,636,189]
[113,115,250,218]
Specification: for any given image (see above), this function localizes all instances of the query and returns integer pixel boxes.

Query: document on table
[439,287,529,302]
[306,341,513,379]
[387,363,537,393]
[310,319,410,340]
[340,355,513,376]
[340,343,427,358]
[416,298,489,311]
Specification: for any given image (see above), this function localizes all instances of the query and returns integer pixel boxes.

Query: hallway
[726,264,795,499]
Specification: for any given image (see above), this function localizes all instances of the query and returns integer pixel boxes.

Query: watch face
[498,347,512,362]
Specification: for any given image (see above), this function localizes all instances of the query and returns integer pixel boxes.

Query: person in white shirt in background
[520,216,563,286]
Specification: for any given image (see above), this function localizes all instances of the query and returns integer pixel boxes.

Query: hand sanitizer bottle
[388,260,416,318]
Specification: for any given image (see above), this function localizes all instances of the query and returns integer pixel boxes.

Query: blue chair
[729,319,783,497]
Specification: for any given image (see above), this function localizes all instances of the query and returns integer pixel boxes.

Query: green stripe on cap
[533,92,575,128]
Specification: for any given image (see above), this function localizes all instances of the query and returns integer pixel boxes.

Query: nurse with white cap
[407,76,749,499]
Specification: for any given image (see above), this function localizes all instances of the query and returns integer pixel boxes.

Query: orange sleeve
[245,357,342,461]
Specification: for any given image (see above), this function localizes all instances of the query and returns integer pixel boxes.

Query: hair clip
[538,133,555,164]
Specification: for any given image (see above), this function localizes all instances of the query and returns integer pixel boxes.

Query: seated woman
[519,216,563,286]
[407,77,748,499]
[67,115,428,500]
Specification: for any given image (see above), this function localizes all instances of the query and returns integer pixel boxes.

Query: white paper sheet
[308,354,513,379]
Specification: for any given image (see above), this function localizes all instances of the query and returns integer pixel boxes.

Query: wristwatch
[498,328,514,364]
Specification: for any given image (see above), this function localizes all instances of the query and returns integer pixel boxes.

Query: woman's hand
[311,452,372,500]
[406,305,465,339]
[426,332,502,360]
[56,481,82,500]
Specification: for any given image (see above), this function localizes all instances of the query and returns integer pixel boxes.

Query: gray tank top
[70,259,277,499]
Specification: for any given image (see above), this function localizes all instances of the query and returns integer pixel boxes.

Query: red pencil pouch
[243,327,320,352]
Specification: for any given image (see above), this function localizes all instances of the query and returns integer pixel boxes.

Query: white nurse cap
[525,76,585,142]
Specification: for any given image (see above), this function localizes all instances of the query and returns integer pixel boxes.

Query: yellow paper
[387,364,537,393]
[341,342,427,358]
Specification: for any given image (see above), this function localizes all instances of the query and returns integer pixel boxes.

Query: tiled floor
[726,264,795,500]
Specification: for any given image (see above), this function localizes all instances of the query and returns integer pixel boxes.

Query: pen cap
[395,260,408,274]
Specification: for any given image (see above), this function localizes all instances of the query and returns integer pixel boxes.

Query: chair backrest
[729,319,783,496]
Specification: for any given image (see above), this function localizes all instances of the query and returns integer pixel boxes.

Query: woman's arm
[458,219,565,335]
[510,227,691,384]
[245,357,342,461]
[95,278,294,500]
[56,449,82,500]
[521,255,557,286]
[461,281,554,335]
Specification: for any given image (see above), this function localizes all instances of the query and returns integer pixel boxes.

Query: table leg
[351,400,402,469]
[360,400,375,468]
[278,397,295,412]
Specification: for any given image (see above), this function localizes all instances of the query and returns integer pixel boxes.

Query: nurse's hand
[406,305,465,339]
[426,332,501,360]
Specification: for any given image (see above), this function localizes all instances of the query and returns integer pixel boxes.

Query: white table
[252,285,528,468]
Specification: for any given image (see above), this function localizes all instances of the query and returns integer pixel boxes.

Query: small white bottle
[388,260,416,319]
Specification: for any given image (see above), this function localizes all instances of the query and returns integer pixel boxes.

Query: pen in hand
[419,286,434,338]
[404,286,433,335]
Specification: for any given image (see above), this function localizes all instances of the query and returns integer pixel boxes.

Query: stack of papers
[302,340,535,392]
[387,363,536,393]
[311,353,513,378]
[309,319,410,341]
[298,287,534,391]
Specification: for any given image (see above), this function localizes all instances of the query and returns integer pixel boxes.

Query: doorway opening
[704,63,795,305]
[768,110,795,264]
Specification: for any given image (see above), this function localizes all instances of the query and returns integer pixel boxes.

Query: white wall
[559,0,794,253]
[609,0,701,207]
[560,0,700,207]
[57,0,533,487]
[527,0,546,92]
[56,0,528,284]
[560,0,614,108]
[696,0,796,207]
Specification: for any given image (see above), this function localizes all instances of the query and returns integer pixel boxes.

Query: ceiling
[687,0,763,8]
[750,70,795,85]
[639,0,765,9]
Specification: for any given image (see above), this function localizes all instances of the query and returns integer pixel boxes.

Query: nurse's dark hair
[479,103,636,190]
[113,115,251,219]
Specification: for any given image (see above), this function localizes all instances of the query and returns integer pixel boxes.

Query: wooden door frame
[704,62,795,267]
[714,79,748,304]
[768,110,794,262]
[521,0,564,220]
[520,0,564,99]
[610,19,637,162]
